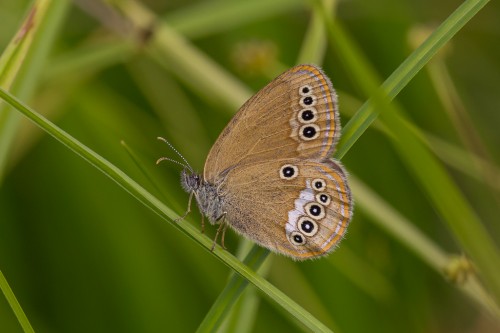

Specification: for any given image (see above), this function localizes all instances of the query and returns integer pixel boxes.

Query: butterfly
[164,64,353,260]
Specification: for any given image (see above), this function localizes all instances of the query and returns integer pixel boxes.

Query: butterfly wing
[204,64,340,182]
[220,158,353,259]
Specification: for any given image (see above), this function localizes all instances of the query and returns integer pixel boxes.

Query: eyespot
[297,107,317,124]
[297,216,318,236]
[299,84,313,96]
[289,231,306,246]
[299,124,320,140]
[305,202,325,220]
[280,164,298,180]
[312,178,326,191]
[300,95,316,107]
[316,193,331,206]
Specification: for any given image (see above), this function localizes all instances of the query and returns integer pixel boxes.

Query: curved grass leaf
[0,0,68,181]
[321,0,500,305]
[0,270,34,333]
[165,0,304,39]
[196,246,269,333]
[351,176,500,318]
[0,0,69,331]
[334,0,492,158]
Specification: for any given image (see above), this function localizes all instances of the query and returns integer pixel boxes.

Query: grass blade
[196,246,269,332]
[165,0,304,39]
[0,0,68,181]
[0,270,34,333]
[0,1,68,331]
[321,0,500,304]
[334,0,491,158]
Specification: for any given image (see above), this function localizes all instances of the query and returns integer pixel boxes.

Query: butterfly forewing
[204,65,340,182]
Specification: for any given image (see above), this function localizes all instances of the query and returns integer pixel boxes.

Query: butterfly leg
[200,214,205,234]
[211,212,227,251]
[221,223,228,250]
[175,191,194,222]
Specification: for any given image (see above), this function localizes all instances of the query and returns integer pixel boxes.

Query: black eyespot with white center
[299,124,320,141]
[309,205,321,216]
[299,84,313,96]
[300,95,317,107]
[301,110,314,120]
[279,164,298,180]
[305,202,326,220]
[289,231,306,246]
[316,193,331,206]
[312,178,326,191]
[303,126,315,137]
[298,216,318,236]
[297,107,317,124]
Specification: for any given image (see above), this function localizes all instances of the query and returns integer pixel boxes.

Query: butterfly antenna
[156,156,189,169]
[157,137,194,173]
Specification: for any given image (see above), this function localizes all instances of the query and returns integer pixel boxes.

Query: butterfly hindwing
[219,158,352,259]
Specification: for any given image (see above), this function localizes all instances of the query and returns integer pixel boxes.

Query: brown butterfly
[162,64,353,260]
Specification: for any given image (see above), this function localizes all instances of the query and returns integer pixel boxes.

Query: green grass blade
[0,87,334,333]
[321,0,500,304]
[165,0,304,39]
[220,242,270,333]
[327,246,396,302]
[120,140,168,202]
[0,270,34,333]
[334,0,491,158]
[340,90,500,195]
[352,175,449,271]
[340,91,499,316]
[0,1,68,331]
[110,0,253,111]
[351,176,500,318]
[296,0,336,65]
[196,246,269,332]
[380,103,500,305]
[221,287,261,333]
[44,39,133,81]
[426,133,500,192]
[0,0,68,181]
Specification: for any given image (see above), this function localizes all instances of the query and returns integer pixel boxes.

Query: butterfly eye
[300,95,317,108]
[312,178,326,191]
[299,84,313,96]
[298,216,318,236]
[316,193,331,206]
[304,202,326,220]
[279,164,299,180]
[289,231,306,246]
[299,124,320,141]
[297,107,317,124]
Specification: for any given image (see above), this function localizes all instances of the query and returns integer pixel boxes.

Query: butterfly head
[156,136,200,193]
[180,168,202,193]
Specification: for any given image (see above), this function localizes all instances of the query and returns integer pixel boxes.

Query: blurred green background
[1,0,500,332]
